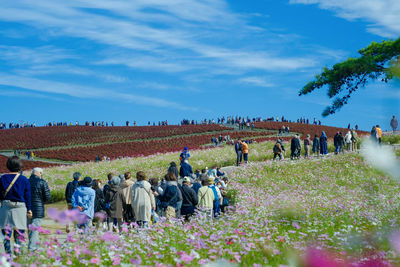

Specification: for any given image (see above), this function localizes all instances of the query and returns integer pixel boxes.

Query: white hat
[32,167,43,174]
[182,176,192,183]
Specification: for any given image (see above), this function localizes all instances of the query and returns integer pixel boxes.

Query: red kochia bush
[35,131,273,162]
[0,125,233,150]
[254,121,368,139]
[0,155,60,174]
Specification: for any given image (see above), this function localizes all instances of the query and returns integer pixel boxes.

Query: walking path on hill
[0,151,73,165]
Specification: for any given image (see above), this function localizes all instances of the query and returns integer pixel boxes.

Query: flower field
[33,130,275,162]
[12,148,400,266]
[254,121,368,139]
[0,125,233,150]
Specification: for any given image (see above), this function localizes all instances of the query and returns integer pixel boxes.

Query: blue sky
[0,0,399,130]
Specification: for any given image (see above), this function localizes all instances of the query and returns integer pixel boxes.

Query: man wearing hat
[71,177,96,229]
[180,177,198,221]
[28,167,51,251]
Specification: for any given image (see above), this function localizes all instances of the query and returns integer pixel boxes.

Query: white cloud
[290,0,400,37]
[0,0,317,75]
[238,76,274,88]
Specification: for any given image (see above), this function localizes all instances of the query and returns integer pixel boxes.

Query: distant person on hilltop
[320,131,328,155]
[390,115,398,132]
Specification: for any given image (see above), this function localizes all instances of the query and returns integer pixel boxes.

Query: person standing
[159,173,181,219]
[28,168,51,251]
[290,134,301,160]
[120,172,134,223]
[234,138,243,166]
[179,147,190,163]
[370,126,378,143]
[338,132,345,154]
[180,177,198,220]
[197,178,215,222]
[312,134,320,157]
[303,134,311,158]
[179,160,193,178]
[351,130,359,151]
[65,172,81,232]
[168,162,179,179]
[345,131,352,152]
[104,177,126,232]
[334,132,340,154]
[376,125,382,145]
[320,131,328,155]
[131,172,155,226]
[71,177,96,230]
[0,156,32,255]
[273,140,283,161]
[390,115,398,132]
[241,140,249,164]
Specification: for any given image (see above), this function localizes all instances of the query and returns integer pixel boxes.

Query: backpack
[273,143,281,153]
[209,185,219,202]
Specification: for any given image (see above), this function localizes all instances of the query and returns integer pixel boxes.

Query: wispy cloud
[238,76,274,88]
[289,0,400,37]
[0,0,318,75]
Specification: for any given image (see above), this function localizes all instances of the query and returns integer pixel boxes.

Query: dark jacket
[104,184,126,219]
[291,137,301,152]
[312,137,320,152]
[93,187,105,213]
[29,174,51,218]
[65,180,79,204]
[179,162,193,178]
[334,133,340,146]
[234,142,242,153]
[192,182,202,194]
[181,184,198,208]
[159,184,179,210]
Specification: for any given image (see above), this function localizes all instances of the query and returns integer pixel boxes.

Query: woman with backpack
[159,172,181,219]
[273,140,283,161]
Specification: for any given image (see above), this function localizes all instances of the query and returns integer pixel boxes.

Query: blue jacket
[159,184,179,210]
[0,173,31,211]
[72,186,96,219]
[179,162,193,177]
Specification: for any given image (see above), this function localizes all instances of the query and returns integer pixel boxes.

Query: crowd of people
[64,149,230,233]
[270,130,360,161]
[0,151,231,255]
